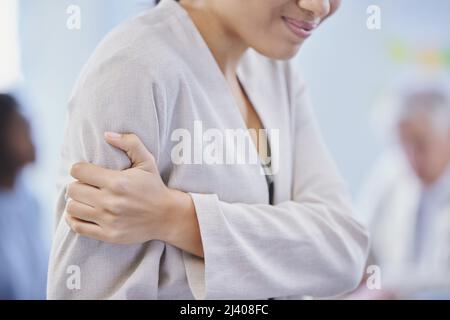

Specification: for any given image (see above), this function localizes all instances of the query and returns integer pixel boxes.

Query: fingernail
[105,132,122,140]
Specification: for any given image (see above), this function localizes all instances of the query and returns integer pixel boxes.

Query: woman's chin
[254,42,303,61]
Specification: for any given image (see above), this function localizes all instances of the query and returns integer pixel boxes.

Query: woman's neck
[180,1,248,81]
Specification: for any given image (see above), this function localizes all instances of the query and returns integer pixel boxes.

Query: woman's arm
[47,51,168,299]
[179,82,369,299]
[67,79,369,300]
[66,132,204,258]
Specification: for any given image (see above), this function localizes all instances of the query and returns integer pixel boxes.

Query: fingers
[104,132,157,172]
[66,199,104,225]
[71,162,118,188]
[65,215,106,242]
[66,181,103,208]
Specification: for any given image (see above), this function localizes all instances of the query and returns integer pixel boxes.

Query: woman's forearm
[164,189,204,258]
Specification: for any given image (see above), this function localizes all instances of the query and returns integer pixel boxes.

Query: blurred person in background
[0,94,48,300]
[356,78,450,299]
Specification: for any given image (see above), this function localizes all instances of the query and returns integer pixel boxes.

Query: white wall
[0,0,21,91]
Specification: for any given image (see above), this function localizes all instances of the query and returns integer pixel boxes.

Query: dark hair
[0,94,18,135]
[0,94,20,176]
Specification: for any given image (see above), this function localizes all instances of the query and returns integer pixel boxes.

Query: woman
[48,0,369,299]
[0,94,48,299]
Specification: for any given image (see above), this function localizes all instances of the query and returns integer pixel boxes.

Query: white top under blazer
[47,0,369,299]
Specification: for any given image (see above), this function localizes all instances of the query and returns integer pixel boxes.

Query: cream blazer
[47,0,369,300]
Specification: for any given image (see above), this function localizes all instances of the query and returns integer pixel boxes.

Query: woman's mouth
[282,16,317,39]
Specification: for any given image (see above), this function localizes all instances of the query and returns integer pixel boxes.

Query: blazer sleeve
[183,66,370,300]
[47,53,166,299]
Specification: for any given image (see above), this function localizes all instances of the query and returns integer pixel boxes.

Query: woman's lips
[282,16,317,39]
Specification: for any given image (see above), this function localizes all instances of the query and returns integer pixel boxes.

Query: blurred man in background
[0,94,48,299]
[357,79,450,299]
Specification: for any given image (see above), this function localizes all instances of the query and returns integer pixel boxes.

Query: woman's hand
[65,132,203,257]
